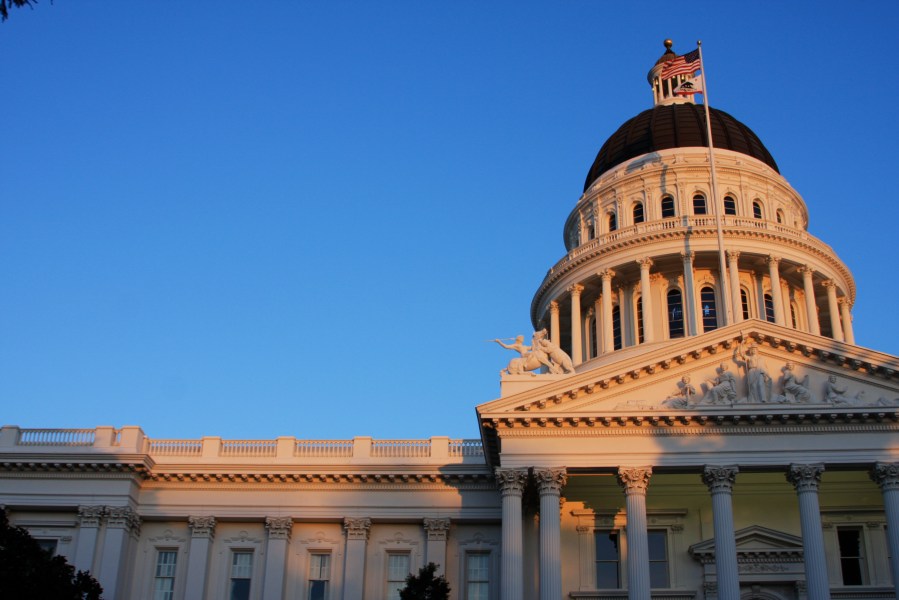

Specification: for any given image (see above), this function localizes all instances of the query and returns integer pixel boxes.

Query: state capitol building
[3,42,898,600]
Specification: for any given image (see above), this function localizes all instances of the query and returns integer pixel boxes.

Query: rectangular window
[466,552,490,600]
[648,530,669,588]
[154,550,177,600]
[595,530,620,588]
[36,539,58,556]
[386,553,410,600]
[230,551,253,600]
[837,527,866,585]
[309,553,331,600]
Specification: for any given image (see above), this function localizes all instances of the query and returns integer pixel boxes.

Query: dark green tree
[0,508,104,599]
[399,562,450,600]
[1,0,37,21]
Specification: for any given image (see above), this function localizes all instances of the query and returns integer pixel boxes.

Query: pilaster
[185,516,216,600]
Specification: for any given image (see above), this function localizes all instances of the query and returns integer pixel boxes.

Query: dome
[583,103,779,191]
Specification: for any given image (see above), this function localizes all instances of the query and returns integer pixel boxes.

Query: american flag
[660,48,701,80]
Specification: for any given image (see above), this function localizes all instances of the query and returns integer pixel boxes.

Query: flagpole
[697,40,733,326]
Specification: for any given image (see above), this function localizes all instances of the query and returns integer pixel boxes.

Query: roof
[583,103,779,191]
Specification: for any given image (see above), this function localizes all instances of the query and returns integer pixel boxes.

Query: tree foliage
[399,562,450,600]
[0,508,103,599]
[1,0,37,22]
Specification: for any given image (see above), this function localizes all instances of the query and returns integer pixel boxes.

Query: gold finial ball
[664,39,673,50]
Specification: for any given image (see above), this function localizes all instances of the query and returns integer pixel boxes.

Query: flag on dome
[674,75,703,96]
[661,48,701,79]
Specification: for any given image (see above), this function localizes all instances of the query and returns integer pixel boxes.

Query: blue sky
[2,2,897,441]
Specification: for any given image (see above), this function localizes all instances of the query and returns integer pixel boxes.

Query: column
[727,251,742,323]
[594,298,603,356]
[74,506,104,574]
[423,518,450,576]
[550,301,561,347]
[601,270,615,353]
[496,468,528,600]
[702,466,740,600]
[682,252,697,336]
[342,518,371,600]
[766,256,786,326]
[262,517,293,600]
[98,506,140,600]
[637,258,655,342]
[870,463,899,590]
[839,299,855,344]
[585,308,594,360]
[535,468,567,600]
[569,284,584,365]
[185,516,216,600]
[786,465,831,600]
[822,281,844,342]
[799,266,821,335]
[617,467,653,600]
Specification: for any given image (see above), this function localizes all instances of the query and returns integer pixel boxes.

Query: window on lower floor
[309,553,331,600]
[740,288,751,320]
[36,538,58,557]
[838,527,867,585]
[154,550,177,600]
[230,551,253,600]
[648,530,669,588]
[386,552,411,600]
[466,552,490,600]
[701,286,718,332]
[595,530,620,588]
[764,293,775,323]
[667,289,685,338]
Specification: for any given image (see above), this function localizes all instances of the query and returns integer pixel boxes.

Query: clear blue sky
[2,2,897,441]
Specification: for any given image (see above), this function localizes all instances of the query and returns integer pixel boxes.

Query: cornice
[143,470,494,489]
[0,460,150,478]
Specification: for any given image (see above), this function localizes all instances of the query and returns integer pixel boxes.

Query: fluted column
[98,506,140,600]
[601,270,615,353]
[727,251,742,323]
[496,468,528,600]
[681,252,697,336]
[550,301,560,347]
[423,518,450,576]
[342,518,371,600]
[703,467,740,600]
[799,266,820,335]
[766,256,786,326]
[822,281,844,342]
[839,299,855,344]
[617,467,653,600]
[74,506,104,574]
[787,465,831,600]
[569,284,584,365]
[870,463,899,590]
[185,516,216,600]
[637,258,655,342]
[262,517,292,600]
[535,467,567,600]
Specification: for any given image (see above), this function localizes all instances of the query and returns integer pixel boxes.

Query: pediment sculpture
[495,329,575,376]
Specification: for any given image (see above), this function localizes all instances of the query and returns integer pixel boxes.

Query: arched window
[724,196,737,215]
[612,306,622,350]
[693,194,707,215]
[740,288,751,320]
[753,200,763,220]
[776,209,785,224]
[667,289,685,338]
[608,212,617,232]
[636,296,644,344]
[661,196,676,218]
[633,202,645,224]
[701,286,718,332]
[763,293,776,323]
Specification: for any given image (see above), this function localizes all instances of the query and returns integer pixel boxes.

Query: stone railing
[0,427,485,465]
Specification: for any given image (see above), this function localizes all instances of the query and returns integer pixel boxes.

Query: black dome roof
[583,103,779,191]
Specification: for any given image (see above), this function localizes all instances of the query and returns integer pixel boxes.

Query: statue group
[494,329,575,375]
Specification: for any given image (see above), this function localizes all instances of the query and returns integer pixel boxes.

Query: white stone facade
[2,45,898,600]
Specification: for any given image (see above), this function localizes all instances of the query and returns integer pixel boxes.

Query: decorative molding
[494,467,528,496]
[188,516,216,539]
[702,466,739,493]
[534,467,567,495]
[870,462,899,491]
[343,517,371,541]
[786,464,824,492]
[617,466,652,494]
[422,518,450,541]
[265,517,293,540]
[106,506,140,535]
[78,505,105,528]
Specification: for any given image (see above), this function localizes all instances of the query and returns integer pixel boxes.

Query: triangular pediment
[690,525,804,561]
[478,320,899,419]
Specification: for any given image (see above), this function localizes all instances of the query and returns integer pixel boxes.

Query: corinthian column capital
[702,465,739,494]
[599,269,616,282]
[617,466,652,495]
[568,284,584,297]
[549,300,560,315]
[766,255,781,266]
[343,517,372,540]
[726,250,741,262]
[786,464,824,492]
[423,518,451,541]
[188,516,216,539]
[495,467,528,496]
[871,463,899,491]
[637,257,654,270]
[534,467,567,495]
[265,516,293,540]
